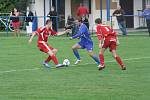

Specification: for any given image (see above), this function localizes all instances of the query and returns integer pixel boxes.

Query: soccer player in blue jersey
[70,19,100,65]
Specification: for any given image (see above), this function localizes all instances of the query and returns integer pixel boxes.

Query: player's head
[75,17,82,26]
[46,19,52,28]
[95,18,102,24]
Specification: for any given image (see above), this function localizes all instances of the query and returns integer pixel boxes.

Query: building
[29,0,150,29]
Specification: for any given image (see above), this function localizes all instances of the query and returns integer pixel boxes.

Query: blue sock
[73,49,80,60]
[91,54,100,65]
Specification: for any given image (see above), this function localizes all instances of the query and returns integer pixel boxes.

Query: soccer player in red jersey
[29,19,67,68]
[95,18,126,70]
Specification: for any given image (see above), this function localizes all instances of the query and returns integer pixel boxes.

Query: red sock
[99,54,104,65]
[115,56,124,67]
[51,55,59,65]
[45,56,51,63]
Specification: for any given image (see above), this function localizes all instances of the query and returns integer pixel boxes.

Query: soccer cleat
[43,62,51,68]
[56,64,65,68]
[98,64,105,70]
[74,59,81,65]
[121,66,126,70]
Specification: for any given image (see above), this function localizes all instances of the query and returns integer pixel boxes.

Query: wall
[34,0,44,27]
[34,0,142,29]
[91,0,119,29]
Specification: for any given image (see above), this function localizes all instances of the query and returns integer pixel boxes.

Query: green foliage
[0,0,27,14]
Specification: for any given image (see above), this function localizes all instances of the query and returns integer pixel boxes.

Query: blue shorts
[78,41,93,51]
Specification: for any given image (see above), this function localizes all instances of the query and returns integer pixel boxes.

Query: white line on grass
[0,56,150,74]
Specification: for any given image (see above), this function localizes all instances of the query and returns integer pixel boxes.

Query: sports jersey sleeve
[36,27,44,35]
[50,29,57,36]
[72,25,85,39]
[96,26,103,40]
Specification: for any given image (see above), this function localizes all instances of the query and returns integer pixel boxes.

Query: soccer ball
[63,59,70,66]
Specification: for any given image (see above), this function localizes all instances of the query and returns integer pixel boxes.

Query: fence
[0,15,148,37]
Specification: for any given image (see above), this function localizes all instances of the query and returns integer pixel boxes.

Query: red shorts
[37,42,53,53]
[12,21,20,28]
[102,37,117,52]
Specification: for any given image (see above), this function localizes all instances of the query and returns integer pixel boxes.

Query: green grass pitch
[0,33,150,100]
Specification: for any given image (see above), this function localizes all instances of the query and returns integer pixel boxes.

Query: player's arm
[28,32,36,44]
[70,26,85,39]
[96,27,103,48]
[98,39,103,49]
[70,31,82,39]
[51,28,69,36]
[57,29,70,36]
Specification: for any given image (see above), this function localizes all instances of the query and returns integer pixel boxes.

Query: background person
[113,5,127,36]
[77,3,89,18]
[47,6,57,32]
[25,6,34,36]
[10,7,20,37]
[65,15,75,36]
[141,5,150,37]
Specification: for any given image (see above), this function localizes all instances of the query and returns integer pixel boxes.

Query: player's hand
[28,39,32,44]
[65,29,71,33]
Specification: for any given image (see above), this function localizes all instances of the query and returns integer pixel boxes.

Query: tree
[0,0,27,15]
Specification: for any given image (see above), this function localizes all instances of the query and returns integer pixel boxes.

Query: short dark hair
[46,19,52,24]
[95,18,102,24]
[76,17,82,23]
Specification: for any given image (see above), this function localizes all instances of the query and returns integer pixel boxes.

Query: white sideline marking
[0,57,150,74]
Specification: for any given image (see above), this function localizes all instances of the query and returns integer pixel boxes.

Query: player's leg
[45,48,58,63]
[87,51,100,65]
[98,39,108,70]
[111,50,126,70]
[47,50,59,65]
[40,43,63,68]
[47,49,64,68]
[72,43,82,64]
[85,43,100,65]
[110,42,126,70]
[98,48,106,70]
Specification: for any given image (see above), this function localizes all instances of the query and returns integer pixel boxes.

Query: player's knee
[53,49,58,54]
[88,51,94,56]
[99,51,103,55]
[113,53,118,58]
[47,51,54,56]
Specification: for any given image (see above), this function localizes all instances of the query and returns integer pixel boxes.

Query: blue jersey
[141,8,150,20]
[72,23,92,44]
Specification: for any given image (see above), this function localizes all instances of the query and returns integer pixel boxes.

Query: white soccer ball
[63,59,70,66]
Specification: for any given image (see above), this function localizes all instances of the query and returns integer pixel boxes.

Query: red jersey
[36,26,57,43]
[96,24,117,40]
[77,6,89,16]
